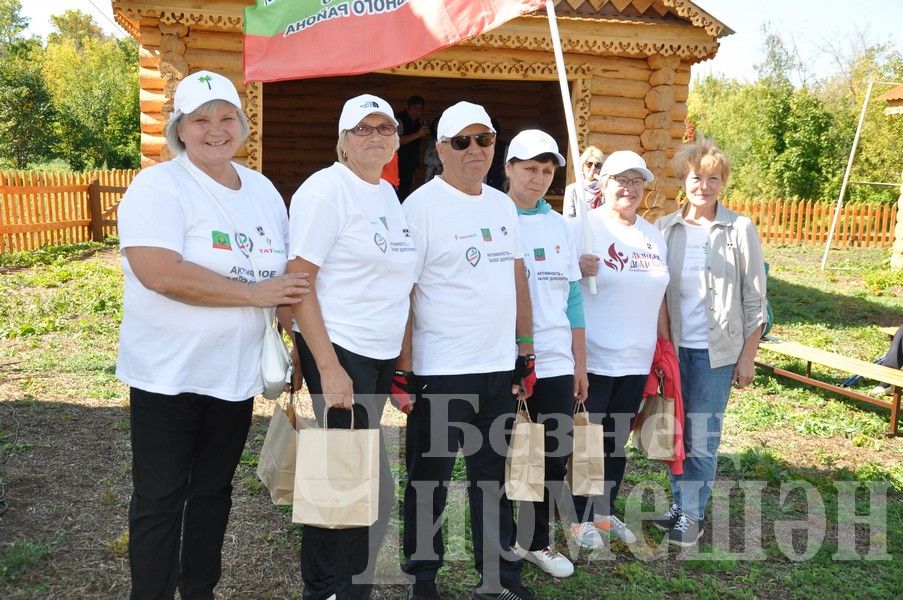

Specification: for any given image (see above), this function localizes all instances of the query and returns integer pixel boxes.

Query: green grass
[0,538,57,583]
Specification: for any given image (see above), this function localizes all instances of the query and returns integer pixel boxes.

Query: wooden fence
[0,170,137,253]
[1,172,898,253]
[721,197,898,247]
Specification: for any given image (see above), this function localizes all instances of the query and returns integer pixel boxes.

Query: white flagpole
[821,79,874,270]
[545,0,596,294]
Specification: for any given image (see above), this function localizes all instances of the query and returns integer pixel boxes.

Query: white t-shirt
[578,209,670,376]
[117,156,289,401]
[679,223,710,348]
[518,209,581,378]
[288,163,417,359]
[404,177,524,375]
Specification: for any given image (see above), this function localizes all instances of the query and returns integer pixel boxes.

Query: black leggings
[881,325,903,370]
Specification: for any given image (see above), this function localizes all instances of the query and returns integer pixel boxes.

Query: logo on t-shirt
[379,216,388,230]
[374,233,387,253]
[533,248,546,262]
[212,230,231,250]
[256,226,265,236]
[402,228,411,238]
[501,226,509,236]
[603,243,628,272]
[466,246,481,267]
[235,233,253,257]
[481,228,492,242]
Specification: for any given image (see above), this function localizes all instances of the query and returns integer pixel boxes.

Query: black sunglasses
[349,123,397,136]
[443,132,496,150]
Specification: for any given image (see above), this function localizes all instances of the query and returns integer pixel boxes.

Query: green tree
[47,9,105,50]
[0,55,56,168]
[42,17,139,170]
[0,0,27,48]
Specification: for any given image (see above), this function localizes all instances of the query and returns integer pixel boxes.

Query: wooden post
[87,178,103,242]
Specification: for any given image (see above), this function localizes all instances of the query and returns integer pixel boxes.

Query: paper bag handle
[573,402,589,416]
[322,402,356,431]
[516,397,534,423]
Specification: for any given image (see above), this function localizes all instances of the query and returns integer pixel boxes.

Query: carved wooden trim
[459,25,718,60]
[245,82,262,171]
[660,0,728,37]
[572,77,592,150]
[113,1,244,33]
[385,58,593,80]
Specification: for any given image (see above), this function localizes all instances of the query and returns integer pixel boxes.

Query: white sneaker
[570,521,604,548]
[593,514,638,544]
[869,384,892,396]
[513,542,574,578]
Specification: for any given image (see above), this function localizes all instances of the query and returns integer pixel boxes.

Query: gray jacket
[656,203,767,368]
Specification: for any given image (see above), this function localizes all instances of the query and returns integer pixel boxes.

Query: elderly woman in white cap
[286,93,417,599]
[569,151,670,549]
[117,70,309,599]
[503,129,587,579]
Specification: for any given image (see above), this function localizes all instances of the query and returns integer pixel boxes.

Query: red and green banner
[243,0,545,83]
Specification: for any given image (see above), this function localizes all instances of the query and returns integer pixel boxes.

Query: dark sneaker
[667,514,704,546]
[649,504,681,531]
[472,585,538,600]
[409,580,440,600]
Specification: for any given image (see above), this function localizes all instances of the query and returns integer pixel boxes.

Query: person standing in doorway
[397,95,429,200]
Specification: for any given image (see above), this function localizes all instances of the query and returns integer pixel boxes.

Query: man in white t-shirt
[397,102,537,600]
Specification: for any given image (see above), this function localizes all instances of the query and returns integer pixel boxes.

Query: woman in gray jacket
[652,137,767,546]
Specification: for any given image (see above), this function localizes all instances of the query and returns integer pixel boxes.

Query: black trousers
[402,371,522,591]
[514,374,575,551]
[572,373,647,522]
[295,333,395,600]
[128,388,253,600]
[882,325,903,370]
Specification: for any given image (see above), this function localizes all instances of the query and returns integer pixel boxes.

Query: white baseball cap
[338,93,398,134]
[437,101,495,140]
[173,70,242,115]
[600,150,654,182]
[506,129,565,166]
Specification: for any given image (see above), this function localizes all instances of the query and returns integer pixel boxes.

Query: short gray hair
[164,99,250,155]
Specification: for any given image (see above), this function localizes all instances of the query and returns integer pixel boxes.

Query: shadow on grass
[768,276,903,329]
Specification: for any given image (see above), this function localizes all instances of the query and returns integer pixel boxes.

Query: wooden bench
[879,325,898,339]
[755,337,903,436]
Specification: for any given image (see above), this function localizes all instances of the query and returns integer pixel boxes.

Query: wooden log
[641,150,669,170]
[141,154,161,169]
[670,103,688,121]
[649,68,676,87]
[140,89,165,113]
[585,132,642,154]
[641,129,671,151]
[140,28,162,47]
[160,34,186,55]
[674,85,689,102]
[184,48,243,73]
[141,133,166,156]
[644,112,671,130]
[158,22,188,37]
[586,115,645,135]
[590,96,646,119]
[139,67,164,90]
[140,112,166,134]
[645,85,676,112]
[674,67,691,86]
[648,55,681,70]
[185,30,243,52]
[139,46,160,69]
[589,77,650,99]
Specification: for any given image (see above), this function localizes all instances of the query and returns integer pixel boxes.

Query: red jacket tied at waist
[638,337,686,475]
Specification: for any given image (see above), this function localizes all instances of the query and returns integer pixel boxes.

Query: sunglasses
[443,132,496,150]
[349,123,397,136]
[584,161,603,170]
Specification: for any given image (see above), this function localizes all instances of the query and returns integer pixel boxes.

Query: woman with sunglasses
[562,146,605,218]
[570,151,670,549]
[286,94,418,599]
[502,130,588,579]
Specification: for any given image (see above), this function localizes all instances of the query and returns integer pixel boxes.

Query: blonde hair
[579,145,604,166]
[673,137,731,186]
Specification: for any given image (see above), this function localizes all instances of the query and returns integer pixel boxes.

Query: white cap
[338,93,398,134]
[437,101,495,140]
[506,129,565,166]
[600,150,654,182]
[173,71,242,115]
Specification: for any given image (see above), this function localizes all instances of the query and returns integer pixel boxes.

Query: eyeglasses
[610,175,646,187]
[584,161,603,171]
[348,123,397,136]
[442,132,496,150]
